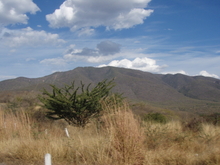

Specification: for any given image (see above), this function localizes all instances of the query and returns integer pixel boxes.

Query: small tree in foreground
[39,79,119,127]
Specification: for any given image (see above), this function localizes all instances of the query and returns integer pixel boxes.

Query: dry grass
[143,121,220,165]
[0,103,220,165]
[101,102,145,165]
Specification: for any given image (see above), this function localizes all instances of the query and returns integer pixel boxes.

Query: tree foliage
[39,79,118,127]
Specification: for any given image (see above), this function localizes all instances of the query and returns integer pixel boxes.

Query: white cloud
[0,0,40,26]
[63,54,115,63]
[113,8,152,29]
[162,70,188,75]
[26,58,36,62]
[10,49,16,53]
[0,27,66,47]
[46,0,153,33]
[77,28,95,36]
[134,40,140,43]
[87,56,115,63]
[98,57,166,73]
[199,70,219,79]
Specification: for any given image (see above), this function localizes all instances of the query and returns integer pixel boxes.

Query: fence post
[65,128,70,138]
[45,153,52,165]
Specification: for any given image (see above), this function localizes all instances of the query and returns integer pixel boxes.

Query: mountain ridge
[1,66,220,106]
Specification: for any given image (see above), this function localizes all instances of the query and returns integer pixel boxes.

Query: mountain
[161,74,220,102]
[1,66,220,113]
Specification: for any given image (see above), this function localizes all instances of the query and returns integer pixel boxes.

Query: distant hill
[1,66,220,113]
[161,74,220,102]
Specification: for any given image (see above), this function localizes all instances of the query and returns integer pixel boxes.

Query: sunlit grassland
[0,102,220,165]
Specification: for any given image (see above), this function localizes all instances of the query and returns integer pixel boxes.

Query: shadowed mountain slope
[161,74,220,102]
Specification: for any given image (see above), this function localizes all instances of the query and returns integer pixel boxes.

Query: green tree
[39,79,117,127]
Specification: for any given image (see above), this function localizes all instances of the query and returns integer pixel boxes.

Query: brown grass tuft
[102,102,145,165]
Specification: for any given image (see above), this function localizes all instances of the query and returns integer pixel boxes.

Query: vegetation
[38,79,119,127]
[0,97,220,165]
[142,112,167,124]
[201,113,220,126]
[0,81,220,165]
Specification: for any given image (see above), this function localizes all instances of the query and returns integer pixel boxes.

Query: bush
[200,113,220,126]
[143,112,167,124]
[39,79,122,127]
[182,117,204,133]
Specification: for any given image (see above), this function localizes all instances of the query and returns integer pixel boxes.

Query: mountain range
[1,67,220,113]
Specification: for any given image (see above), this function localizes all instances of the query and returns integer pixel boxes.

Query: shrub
[182,117,204,133]
[201,113,220,126]
[39,79,122,127]
[143,112,167,124]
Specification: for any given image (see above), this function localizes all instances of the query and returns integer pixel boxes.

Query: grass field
[0,102,220,165]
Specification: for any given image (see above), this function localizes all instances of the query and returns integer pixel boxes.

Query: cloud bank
[46,0,153,33]
[40,40,167,73]
[63,40,121,62]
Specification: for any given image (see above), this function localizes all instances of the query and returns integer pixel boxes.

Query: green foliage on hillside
[143,112,167,124]
[39,79,122,127]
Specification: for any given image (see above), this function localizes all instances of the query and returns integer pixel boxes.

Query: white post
[65,128,70,138]
[45,153,52,165]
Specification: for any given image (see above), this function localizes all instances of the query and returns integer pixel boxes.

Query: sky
[0,0,220,81]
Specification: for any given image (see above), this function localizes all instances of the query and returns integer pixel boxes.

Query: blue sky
[0,0,220,81]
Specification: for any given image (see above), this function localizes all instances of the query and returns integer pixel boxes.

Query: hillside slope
[1,67,220,104]
[161,74,220,102]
